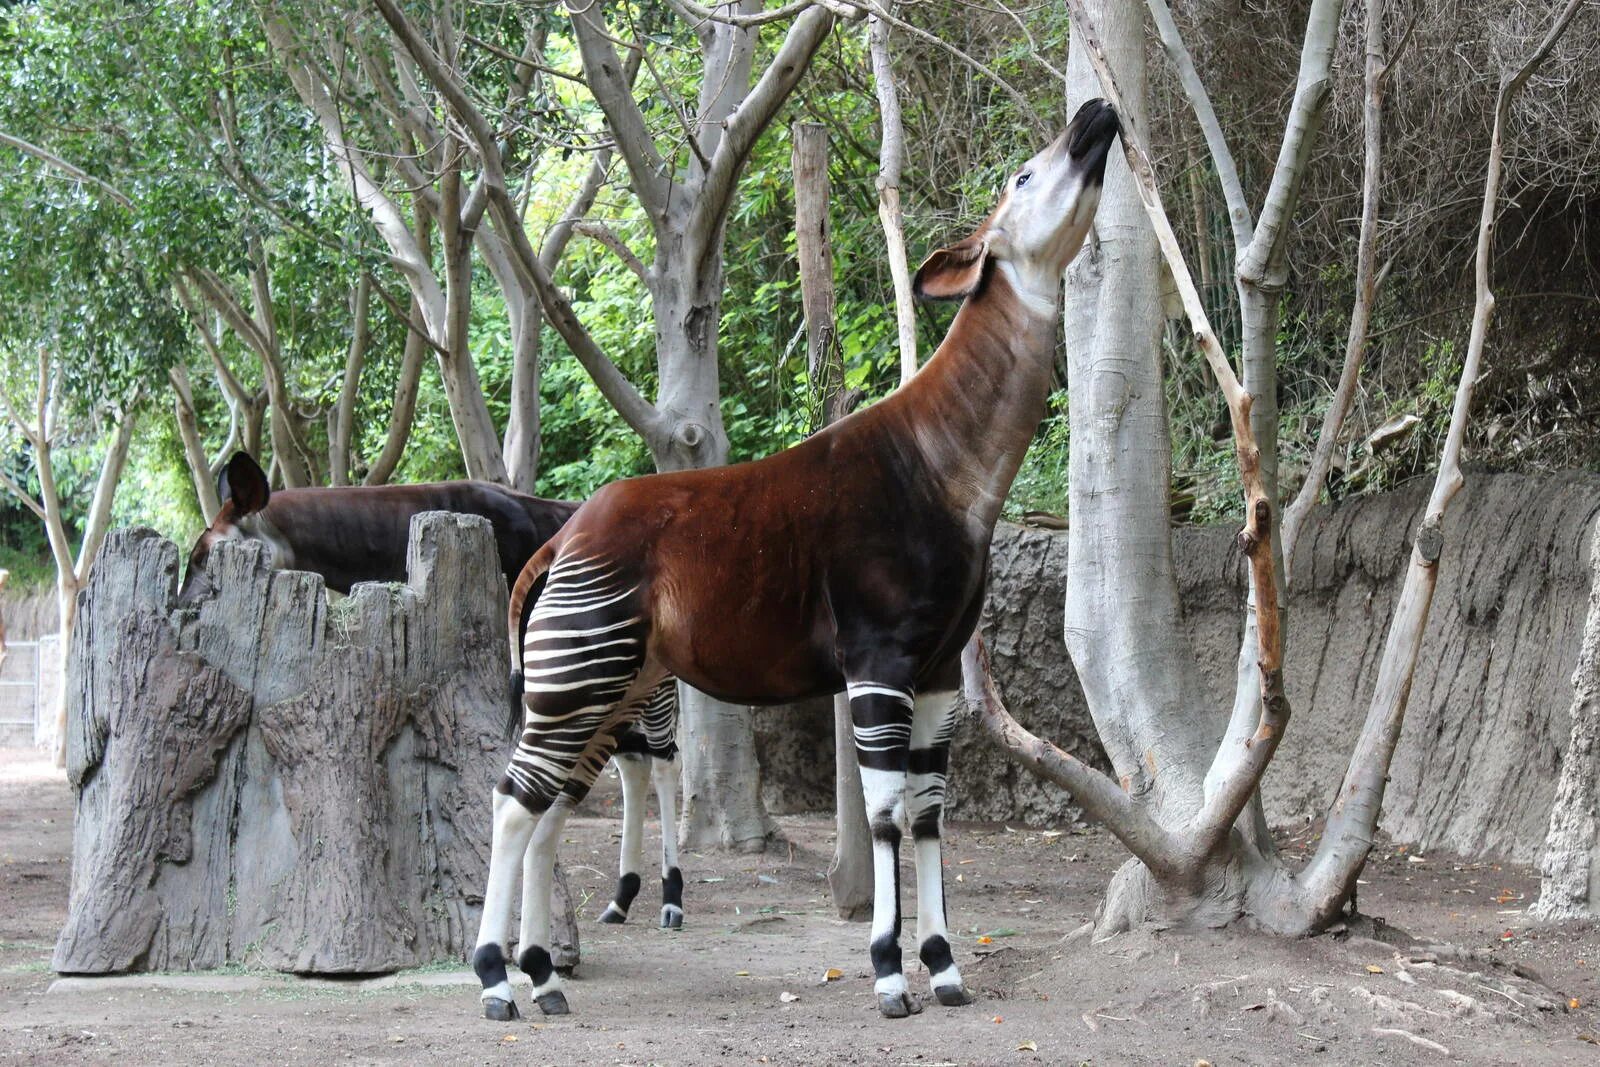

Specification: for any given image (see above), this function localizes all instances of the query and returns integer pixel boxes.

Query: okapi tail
[505,541,558,737]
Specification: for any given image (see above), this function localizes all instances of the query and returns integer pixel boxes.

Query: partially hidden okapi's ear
[912,235,991,302]
[216,451,271,517]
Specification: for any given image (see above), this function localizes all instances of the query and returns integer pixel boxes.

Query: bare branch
[692,5,836,251]
[573,221,650,285]
[962,637,1183,879]
[73,409,138,581]
[1144,0,1252,251]
[169,364,222,522]
[1283,0,1390,567]
[0,130,133,209]
[1301,0,1592,916]
[868,5,917,384]
[565,0,673,218]
[1235,0,1342,287]
[0,467,47,523]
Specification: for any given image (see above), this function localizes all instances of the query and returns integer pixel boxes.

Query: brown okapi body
[478,100,1120,1022]
[177,452,579,603]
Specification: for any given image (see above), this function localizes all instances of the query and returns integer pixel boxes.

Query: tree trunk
[1534,509,1600,919]
[792,119,871,916]
[171,364,221,522]
[55,515,580,973]
[329,276,370,487]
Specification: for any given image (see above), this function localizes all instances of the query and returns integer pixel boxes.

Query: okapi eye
[1016,172,1032,189]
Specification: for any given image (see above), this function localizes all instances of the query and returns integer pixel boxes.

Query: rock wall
[54,514,577,975]
[948,472,1599,865]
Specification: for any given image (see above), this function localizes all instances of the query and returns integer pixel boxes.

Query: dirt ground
[2,747,1598,1066]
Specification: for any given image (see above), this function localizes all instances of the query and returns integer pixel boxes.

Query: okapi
[176,453,685,929]
[476,99,1121,1022]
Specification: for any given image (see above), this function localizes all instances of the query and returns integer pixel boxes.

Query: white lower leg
[601,756,649,921]
[519,801,573,998]
[860,766,908,999]
[653,756,683,925]
[476,792,537,1004]
[914,834,962,992]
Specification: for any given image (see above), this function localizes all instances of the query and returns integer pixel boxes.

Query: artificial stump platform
[53,514,578,975]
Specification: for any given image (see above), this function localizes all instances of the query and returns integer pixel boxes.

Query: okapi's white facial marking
[984,99,1119,312]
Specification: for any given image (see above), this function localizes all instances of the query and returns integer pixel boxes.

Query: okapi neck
[890,271,1059,534]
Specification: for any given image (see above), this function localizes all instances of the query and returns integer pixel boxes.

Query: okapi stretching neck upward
[478,99,1120,1022]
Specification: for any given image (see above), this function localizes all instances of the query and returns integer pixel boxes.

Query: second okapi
[175,454,684,935]
[476,99,1121,1021]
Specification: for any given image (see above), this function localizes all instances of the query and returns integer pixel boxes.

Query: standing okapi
[476,100,1121,1021]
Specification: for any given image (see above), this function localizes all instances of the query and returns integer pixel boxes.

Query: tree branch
[0,130,133,209]
[565,0,673,218]
[868,5,917,384]
[691,5,836,252]
[1283,0,1390,568]
[1300,0,1591,918]
[0,467,47,523]
[1144,0,1252,251]
[372,0,664,445]
[572,221,650,285]
[1235,0,1342,287]
[962,637,1184,879]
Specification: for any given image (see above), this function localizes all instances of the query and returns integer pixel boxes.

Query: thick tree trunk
[54,515,579,973]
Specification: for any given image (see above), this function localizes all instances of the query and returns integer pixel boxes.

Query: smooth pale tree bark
[0,349,137,765]
[1282,0,1393,567]
[329,277,371,487]
[867,4,917,387]
[792,119,871,917]
[971,0,1585,936]
[264,15,508,485]
[170,364,222,522]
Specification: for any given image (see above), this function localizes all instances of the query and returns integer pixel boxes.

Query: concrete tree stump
[53,513,579,975]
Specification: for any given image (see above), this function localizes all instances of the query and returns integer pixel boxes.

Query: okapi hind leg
[846,677,922,1019]
[519,796,579,1015]
[474,789,539,1020]
[910,689,973,1007]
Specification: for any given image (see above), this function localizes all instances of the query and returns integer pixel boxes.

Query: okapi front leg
[639,679,684,929]
[598,753,649,924]
[848,680,920,1018]
[910,689,972,1007]
[652,752,684,928]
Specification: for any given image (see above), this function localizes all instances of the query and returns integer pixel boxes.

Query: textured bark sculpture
[54,513,578,975]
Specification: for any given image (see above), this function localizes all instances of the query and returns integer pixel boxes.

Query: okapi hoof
[482,997,520,1022]
[536,991,571,1016]
[877,991,924,1018]
[597,904,628,924]
[934,984,975,1007]
[660,904,684,930]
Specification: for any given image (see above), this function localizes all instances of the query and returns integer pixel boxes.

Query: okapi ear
[217,451,271,516]
[913,235,991,302]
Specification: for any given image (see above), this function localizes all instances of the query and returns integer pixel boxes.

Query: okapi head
[913,98,1119,305]
[176,451,276,606]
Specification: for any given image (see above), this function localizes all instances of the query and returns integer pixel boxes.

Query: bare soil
[2,747,1597,1066]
